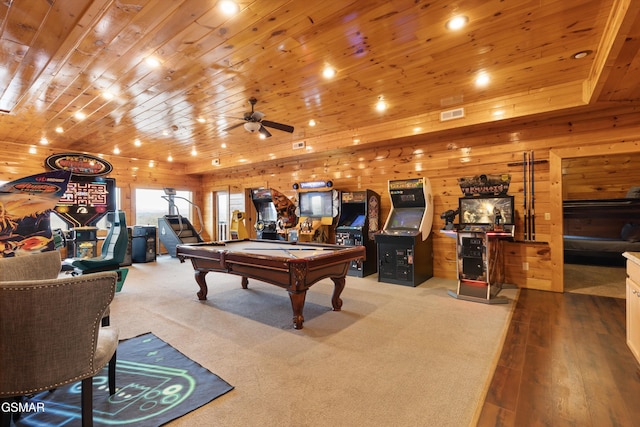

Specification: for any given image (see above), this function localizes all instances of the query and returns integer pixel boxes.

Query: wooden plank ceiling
[0,0,639,175]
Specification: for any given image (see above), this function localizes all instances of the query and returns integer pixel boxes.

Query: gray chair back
[0,270,117,395]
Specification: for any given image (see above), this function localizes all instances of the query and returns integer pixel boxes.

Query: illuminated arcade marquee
[54,177,115,227]
[46,153,116,227]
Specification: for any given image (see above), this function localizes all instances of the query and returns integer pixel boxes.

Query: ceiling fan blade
[222,122,245,132]
[259,125,272,138]
[261,120,294,133]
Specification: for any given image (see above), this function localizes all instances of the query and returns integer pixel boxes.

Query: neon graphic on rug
[16,333,234,427]
[20,361,195,426]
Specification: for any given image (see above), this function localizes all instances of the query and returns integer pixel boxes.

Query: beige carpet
[110,255,518,427]
[564,263,626,299]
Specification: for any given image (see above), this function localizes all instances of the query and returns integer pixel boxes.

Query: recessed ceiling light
[446,16,468,31]
[308,119,316,126]
[55,126,64,133]
[113,146,120,155]
[40,137,48,145]
[145,56,161,68]
[322,66,336,79]
[219,0,239,15]
[375,96,387,112]
[475,72,490,87]
[75,111,86,120]
[167,155,173,162]
[134,138,141,147]
[572,50,592,59]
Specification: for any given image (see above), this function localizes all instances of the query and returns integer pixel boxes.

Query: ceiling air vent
[440,107,465,122]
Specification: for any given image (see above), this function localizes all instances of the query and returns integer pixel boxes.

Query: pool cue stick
[530,150,535,241]
[523,151,528,240]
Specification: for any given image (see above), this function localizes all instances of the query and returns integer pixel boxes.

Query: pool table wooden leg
[330,277,345,311]
[195,270,209,300]
[288,290,307,329]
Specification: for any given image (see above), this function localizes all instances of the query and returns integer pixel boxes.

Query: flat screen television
[459,195,514,225]
[299,191,334,217]
[386,208,424,230]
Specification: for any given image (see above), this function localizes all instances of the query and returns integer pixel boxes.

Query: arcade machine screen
[54,177,116,227]
[387,208,425,231]
[251,188,277,222]
[299,191,333,217]
[350,214,366,228]
[257,202,277,222]
[459,196,514,225]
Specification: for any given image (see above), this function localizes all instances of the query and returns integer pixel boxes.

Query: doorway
[550,142,640,294]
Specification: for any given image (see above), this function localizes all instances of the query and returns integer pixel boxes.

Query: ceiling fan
[223,97,294,138]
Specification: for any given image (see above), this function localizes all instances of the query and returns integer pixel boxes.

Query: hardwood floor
[477,289,640,426]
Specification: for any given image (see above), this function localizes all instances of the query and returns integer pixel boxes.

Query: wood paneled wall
[563,153,640,200]
[201,105,640,292]
[562,153,640,238]
[2,105,640,292]
[0,141,206,239]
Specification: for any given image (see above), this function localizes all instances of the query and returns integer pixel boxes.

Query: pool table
[176,239,366,329]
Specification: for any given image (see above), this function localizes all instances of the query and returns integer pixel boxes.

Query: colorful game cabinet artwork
[46,153,116,227]
[0,170,72,257]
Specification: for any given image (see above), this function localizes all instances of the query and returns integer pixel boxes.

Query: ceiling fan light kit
[244,122,261,132]
[223,97,295,138]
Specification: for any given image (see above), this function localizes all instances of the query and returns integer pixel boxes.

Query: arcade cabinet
[230,210,249,239]
[374,177,434,287]
[293,181,339,243]
[250,188,279,239]
[0,170,72,257]
[54,176,117,259]
[335,190,381,277]
[157,187,204,257]
[448,195,515,303]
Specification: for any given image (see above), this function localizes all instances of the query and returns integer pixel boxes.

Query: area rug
[15,333,234,426]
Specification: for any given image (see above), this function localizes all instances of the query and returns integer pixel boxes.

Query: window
[135,188,192,226]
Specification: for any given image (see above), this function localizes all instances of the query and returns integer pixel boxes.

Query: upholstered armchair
[0,249,62,281]
[0,253,119,427]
